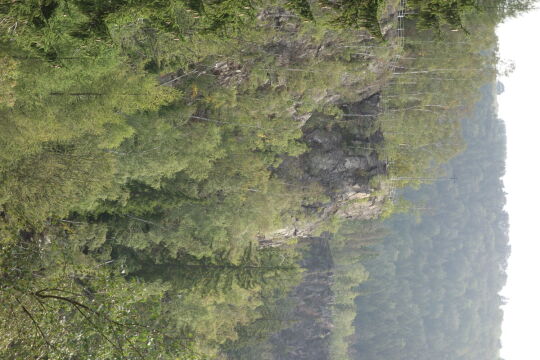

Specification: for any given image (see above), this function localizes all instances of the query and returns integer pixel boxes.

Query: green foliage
[321,0,385,38]
[0,230,200,359]
[407,0,534,33]
[1,1,347,355]
[375,15,499,189]
[328,223,379,359]
[0,56,18,108]
[352,83,508,360]
[285,0,315,19]
[408,0,477,33]
[0,0,521,358]
[0,0,398,262]
[0,220,303,358]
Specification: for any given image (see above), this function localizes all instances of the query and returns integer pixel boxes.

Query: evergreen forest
[0,0,529,359]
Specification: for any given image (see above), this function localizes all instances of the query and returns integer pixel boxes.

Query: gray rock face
[344,156,368,170]
[264,91,390,243]
[295,92,386,192]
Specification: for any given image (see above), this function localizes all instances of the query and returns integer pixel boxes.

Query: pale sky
[497,7,540,360]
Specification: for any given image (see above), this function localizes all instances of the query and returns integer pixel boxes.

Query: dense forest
[353,83,508,360]
[0,0,529,359]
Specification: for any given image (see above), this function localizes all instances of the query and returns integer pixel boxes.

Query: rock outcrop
[262,92,391,245]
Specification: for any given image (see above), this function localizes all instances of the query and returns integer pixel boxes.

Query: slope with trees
[352,82,508,360]
[0,0,524,358]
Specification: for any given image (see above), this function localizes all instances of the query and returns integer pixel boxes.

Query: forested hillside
[0,0,526,358]
[353,83,508,360]
[0,1,403,357]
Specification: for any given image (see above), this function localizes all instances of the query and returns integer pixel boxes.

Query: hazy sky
[497,7,540,360]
